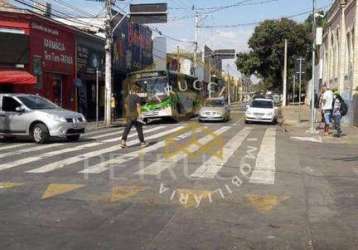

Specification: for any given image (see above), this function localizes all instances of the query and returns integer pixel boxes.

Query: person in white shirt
[321,85,334,135]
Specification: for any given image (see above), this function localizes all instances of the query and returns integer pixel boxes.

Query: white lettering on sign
[44,51,73,65]
[32,22,59,36]
[44,39,65,51]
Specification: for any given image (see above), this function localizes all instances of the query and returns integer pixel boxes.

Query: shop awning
[0,70,37,85]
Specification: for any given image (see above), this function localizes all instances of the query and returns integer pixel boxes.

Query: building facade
[0,8,153,119]
[0,10,76,110]
[321,0,358,124]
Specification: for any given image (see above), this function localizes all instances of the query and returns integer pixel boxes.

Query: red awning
[0,70,37,85]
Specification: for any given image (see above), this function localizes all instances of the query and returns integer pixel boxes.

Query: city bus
[124,70,204,122]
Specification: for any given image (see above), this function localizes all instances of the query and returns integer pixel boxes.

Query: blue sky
[110,0,335,75]
[20,0,335,76]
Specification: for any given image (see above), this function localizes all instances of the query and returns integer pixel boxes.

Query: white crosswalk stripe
[0,128,119,152]
[0,143,31,151]
[190,127,252,179]
[0,126,163,160]
[26,126,184,174]
[0,126,164,172]
[0,128,123,155]
[0,124,279,184]
[80,128,204,174]
[249,128,276,185]
[134,126,231,176]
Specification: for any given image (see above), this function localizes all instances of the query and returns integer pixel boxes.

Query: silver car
[199,98,231,122]
[0,94,87,143]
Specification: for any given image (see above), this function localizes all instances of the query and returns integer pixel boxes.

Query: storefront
[76,34,105,121]
[112,16,153,117]
[0,11,76,110]
[30,20,75,110]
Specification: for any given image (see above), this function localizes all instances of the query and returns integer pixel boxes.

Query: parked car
[245,98,278,124]
[199,97,230,122]
[0,94,87,143]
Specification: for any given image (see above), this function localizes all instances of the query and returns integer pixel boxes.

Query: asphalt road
[0,103,357,250]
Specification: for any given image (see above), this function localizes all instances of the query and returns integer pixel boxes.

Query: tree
[236,18,311,91]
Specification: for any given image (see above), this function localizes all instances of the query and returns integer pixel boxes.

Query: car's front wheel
[32,123,50,144]
[66,134,80,142]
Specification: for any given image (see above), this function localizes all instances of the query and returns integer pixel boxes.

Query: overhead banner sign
[129,3,168,24]
[214,49,236,60]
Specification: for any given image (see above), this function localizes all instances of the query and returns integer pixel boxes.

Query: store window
[0,32,29,66]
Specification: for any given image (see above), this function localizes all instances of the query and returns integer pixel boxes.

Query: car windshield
[205,100,225,107]
[18,95,59,110]
[251,100,273,109]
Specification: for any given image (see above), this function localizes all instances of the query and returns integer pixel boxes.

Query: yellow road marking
[0,182,23,189]
[107,186,145,203]
[246,194,289,213]
[41,184,85,200]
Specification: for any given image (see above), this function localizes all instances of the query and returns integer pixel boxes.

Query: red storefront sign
[29,18,76,110]
[30,21,75,74]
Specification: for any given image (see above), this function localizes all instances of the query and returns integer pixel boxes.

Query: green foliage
[236,18,311,90]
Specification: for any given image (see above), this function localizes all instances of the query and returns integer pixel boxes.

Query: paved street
[0,103,357,250]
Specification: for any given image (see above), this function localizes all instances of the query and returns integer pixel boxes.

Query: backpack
[340,100,348,116]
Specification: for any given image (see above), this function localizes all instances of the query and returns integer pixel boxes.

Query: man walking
[332,92,343,137]
[321,85,334,136]
[120,86,147,148]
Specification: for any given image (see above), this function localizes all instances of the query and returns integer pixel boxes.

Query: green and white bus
[124,70,205,122]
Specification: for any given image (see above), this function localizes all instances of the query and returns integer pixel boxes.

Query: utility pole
[310,0,317,134]
[193,5,198,77]
[299,58,303,122]
[104,0,112,127]
[283,39,288,106]
[227,64,231,105]
[96,68,99,128]
[293,74,296,105]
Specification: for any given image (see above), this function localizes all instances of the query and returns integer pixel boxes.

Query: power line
[49,0,97,18]
[198,5,330,29]
[12,0,103,29]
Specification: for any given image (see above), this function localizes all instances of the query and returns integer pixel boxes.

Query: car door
[2,96,28,134]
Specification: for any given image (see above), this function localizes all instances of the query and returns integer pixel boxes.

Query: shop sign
[77,45,104,74]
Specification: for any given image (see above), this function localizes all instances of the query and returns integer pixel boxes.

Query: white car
[245,98,278,124]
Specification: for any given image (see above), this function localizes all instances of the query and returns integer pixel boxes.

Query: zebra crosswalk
[0,123,278,185]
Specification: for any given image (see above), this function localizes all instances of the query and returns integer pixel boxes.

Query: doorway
[51,75,63,107]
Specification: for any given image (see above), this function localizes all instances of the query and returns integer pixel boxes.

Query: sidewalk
[86,118,126,131]
[281,105,358,144]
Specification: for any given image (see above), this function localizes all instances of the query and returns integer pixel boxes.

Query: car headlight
[47,114,66,123]
[80,114,87,122]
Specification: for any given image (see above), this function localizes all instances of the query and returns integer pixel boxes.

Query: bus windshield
[136,77,168,95]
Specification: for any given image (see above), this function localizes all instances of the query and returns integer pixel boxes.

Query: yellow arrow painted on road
[0,182,23,189]
[246,194,289,213]
[42,184,85,200]
[108,186,145,203]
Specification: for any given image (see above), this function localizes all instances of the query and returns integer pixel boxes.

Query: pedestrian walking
[111,94,116,122]
[321,85,334,136]
[120,86,147,148]
[332,93,343,137]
